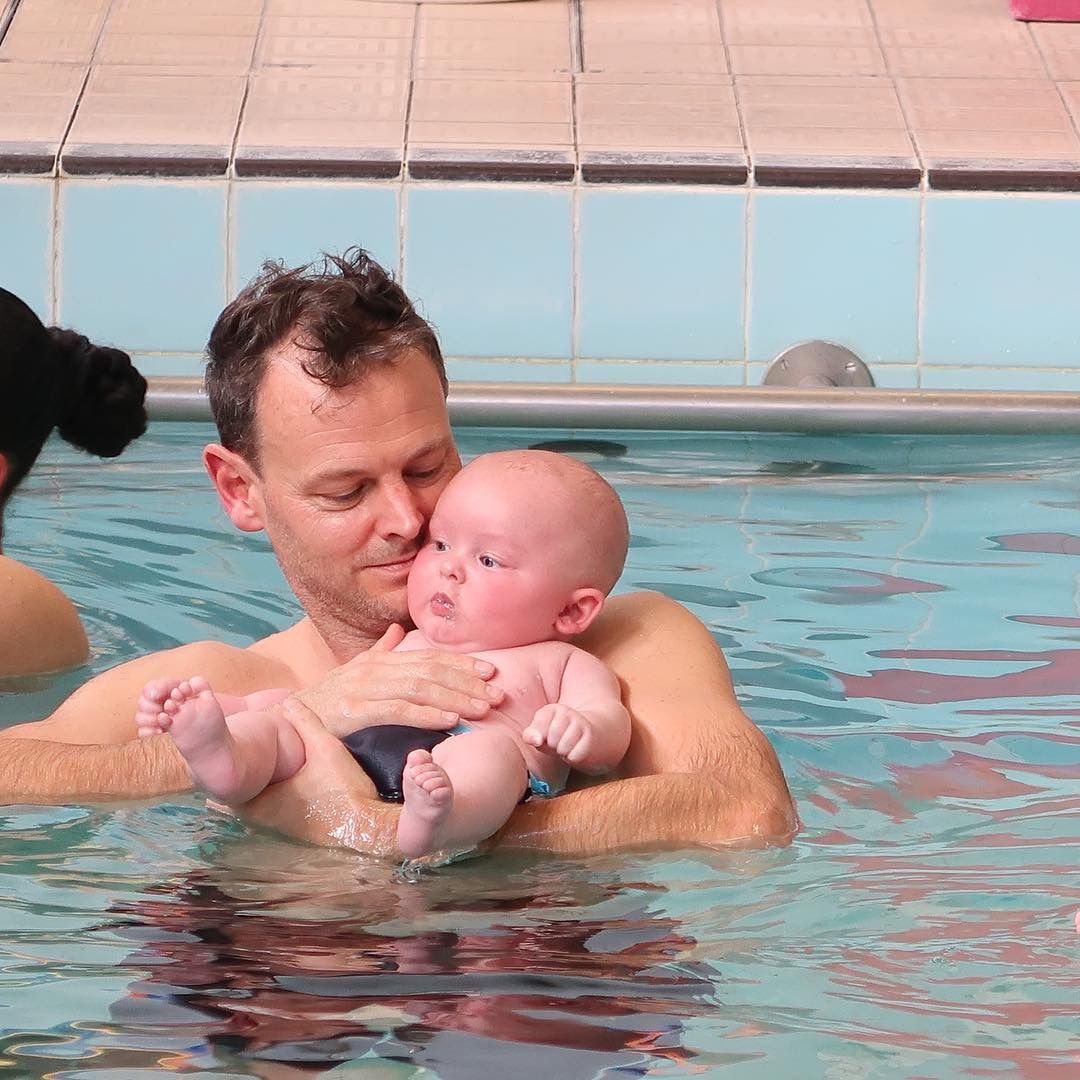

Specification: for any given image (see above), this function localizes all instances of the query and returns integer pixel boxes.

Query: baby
[136,450,632,859]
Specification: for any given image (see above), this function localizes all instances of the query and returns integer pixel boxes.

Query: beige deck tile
[105,13,261,36]
[97,33,256,71]
[737,75,903,109]
[915,129,1080,158]
[1,7,105,34]
[883,43,1047,79]
[411,76,571,126]
[265,0,418,12]
[897,77,1073,134]
[868,0,1006,27]
[112,0,263,11]
[1030,24,1080,79]
[0,62,86,142]
[240,72,408,143]
[579,122,743,151]
[748,127,916,155]
[416,38,572,75]
[66,67,245,146]
[421,0,569,22]
[261,15,414,38]
[0,28,100,64]
[583,41,727,74]
[729,44,884,76]
[257,33,412,68]
[409,122,571,149]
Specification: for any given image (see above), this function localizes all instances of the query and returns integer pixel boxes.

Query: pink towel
[1011,0,1080,19]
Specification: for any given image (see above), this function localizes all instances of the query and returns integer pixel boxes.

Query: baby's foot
[397,749,454,858]
[135,678,186,738]
[154,677,243,801]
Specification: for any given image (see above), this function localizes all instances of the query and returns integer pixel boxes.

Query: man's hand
[235,698,400,855]
[524,704,594,766]
[293,625,504,737]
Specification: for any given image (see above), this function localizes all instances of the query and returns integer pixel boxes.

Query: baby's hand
[524,704,593,765]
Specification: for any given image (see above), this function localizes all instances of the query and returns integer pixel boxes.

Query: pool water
[1,424,1078,1078]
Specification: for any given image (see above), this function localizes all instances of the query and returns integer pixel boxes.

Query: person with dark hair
[0,288,147,677]
[0,251,795,857]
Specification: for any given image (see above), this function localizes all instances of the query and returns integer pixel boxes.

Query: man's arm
[241,592,797,856]
[0,640,295,804]
[496,591,796,851]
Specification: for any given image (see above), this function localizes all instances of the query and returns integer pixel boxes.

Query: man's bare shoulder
[0,635,304,746]
[576,589,698,661]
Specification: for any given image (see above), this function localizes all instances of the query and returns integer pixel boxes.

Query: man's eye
[324,489,362,505]
[410,465,443,482]
[478,555,499,569]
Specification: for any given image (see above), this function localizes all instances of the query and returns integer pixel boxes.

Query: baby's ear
[554,588,605,637]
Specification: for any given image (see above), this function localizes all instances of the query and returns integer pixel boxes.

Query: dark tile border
[580,150,747,184]
[0,140,56,175]
[752,155,922,189]
[407,147,575,182]
[61,144,229,177]
[926,158,1080,192]
[235,145,402,179]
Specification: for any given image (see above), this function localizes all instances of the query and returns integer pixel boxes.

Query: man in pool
[0,250,796,856]
[137,450,633,859]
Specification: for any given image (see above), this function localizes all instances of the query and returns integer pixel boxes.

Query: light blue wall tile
[920,365,1080,391]
[132,354,206,378]
[60,182,226,353]
[233,183,399,293]
[405,186,572,358]
[923,195,1080,367]
[0,181,52,320]
[446,358,571,383]
[749,192,920,364]
[578,190,746,361]
[576,360,745,385]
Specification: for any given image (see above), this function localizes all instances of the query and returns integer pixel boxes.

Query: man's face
[246,345,460,646]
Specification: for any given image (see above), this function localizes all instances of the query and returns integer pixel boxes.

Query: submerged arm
[0,641,291,805]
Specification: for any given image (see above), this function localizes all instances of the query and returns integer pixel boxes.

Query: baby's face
[406,463,578,652]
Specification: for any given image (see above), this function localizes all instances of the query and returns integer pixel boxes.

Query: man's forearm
[495,764,797,855]
[0,736,192,804]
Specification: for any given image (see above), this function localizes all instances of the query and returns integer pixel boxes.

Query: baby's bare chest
[472,643,568,726]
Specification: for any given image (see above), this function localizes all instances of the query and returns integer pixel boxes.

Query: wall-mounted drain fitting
[763,341,875,389]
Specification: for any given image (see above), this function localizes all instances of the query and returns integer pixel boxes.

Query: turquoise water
[1,424,1078,1078]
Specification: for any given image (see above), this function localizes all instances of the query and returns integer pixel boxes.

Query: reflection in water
[101,857,709,1078]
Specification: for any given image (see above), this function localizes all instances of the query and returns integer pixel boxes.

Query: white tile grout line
[51,0,113,325]
[915,187,927,388]
[742,188,753,384]
[399,3,423,290]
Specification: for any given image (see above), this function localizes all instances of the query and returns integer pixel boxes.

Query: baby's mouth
[431,592,455,618]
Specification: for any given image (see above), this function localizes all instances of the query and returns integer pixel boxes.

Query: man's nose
[374,480,425,542]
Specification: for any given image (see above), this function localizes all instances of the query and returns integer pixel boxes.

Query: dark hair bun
[48,329,148,457]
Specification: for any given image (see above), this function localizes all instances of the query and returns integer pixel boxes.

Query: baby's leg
[151,678,305,804]
[397,729,527,858]
[135,680,290,735]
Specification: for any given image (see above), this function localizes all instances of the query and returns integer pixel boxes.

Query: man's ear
[203,443,266,533]
[554,588,606,637]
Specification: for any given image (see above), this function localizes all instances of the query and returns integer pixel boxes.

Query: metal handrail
[147,378,1080,435]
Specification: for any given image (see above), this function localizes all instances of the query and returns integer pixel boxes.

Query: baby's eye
[432,539,449,552]
[478,554,499,569]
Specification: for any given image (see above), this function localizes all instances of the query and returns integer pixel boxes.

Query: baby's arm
[524,647,631,775]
